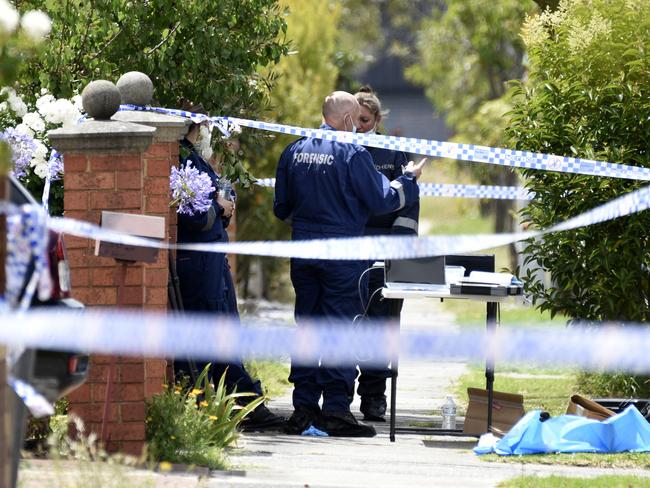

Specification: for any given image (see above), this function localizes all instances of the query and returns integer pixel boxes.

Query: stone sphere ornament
[81,80,121,120]
[116,71,154,106]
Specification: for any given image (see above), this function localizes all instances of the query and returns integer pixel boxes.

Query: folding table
[381,286,520,442]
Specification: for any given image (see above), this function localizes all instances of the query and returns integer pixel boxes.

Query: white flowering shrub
[0,87,83,214]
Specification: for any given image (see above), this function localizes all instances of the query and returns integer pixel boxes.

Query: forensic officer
[354,86,420,422]
[274,91,425,437]
[175,107,284,431]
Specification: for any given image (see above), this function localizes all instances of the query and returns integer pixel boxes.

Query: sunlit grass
[499,474,650,487]
[454,364,576,416]
[244,360,290,399]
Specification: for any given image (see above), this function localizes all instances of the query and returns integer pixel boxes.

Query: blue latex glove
[301,425,329,437]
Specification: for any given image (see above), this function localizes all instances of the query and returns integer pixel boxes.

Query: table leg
[486,302,497,432]
[389,298,401,443]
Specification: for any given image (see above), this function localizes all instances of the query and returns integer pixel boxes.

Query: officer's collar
[320,123,335,131]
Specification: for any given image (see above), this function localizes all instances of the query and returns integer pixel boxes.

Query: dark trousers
[289,257,366,413]
[175,250,262,397]
[357,265,402,398]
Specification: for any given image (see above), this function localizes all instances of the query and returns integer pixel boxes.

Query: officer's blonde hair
[355,85,388,119]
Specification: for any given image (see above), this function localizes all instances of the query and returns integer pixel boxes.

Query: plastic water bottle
[441,396,457,430]
[218,178,233,201]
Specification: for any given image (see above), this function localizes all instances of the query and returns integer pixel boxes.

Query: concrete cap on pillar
[116,71,154,106]
[81,80,121,120]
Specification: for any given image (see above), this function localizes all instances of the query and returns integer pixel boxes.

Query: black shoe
[284,405,322,435]
[317,411,376,437]
[360,395,387,422]
[241,404,286,432]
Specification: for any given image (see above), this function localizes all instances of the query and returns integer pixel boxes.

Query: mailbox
[94,211,165,263]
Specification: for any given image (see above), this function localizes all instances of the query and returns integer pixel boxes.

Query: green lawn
[454,364,576,416]
[487,451,650,469]
[244,360,290,399]
[500,474,650,488]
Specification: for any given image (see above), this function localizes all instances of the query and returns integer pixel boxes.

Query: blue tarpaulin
[474,406,650,455]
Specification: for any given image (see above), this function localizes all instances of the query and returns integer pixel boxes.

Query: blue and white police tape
[5,204,52,310]
[8,376,55,418]
[41,150,63,215]
[44,180,650,261]
[255,178,532,201]
[118,104,650,182]
[3,307,650,373]
[118,104,238,139]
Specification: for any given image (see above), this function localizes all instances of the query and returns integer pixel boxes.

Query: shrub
[507,0,650,321]
[145,365,263,469]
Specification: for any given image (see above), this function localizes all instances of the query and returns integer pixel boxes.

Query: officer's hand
[404,158,427,179]
[217,195,234,218]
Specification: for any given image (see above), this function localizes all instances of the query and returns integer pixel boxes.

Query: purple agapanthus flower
[48,151,64,181]
[169,162,215,215]
[0,127,37,178]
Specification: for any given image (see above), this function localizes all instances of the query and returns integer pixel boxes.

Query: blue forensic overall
[175,138,262,397]
[273,124,419,413]
[358,144,420,401]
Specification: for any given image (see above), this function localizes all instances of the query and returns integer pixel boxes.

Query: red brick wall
[64,143,173,455]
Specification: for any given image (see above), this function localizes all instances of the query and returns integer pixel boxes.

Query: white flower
[14,123,34,137]
[54,98,82,126]
[72,94,83,110]
[9,96,27,117]
[32,160,48,179]
[20,10,51,42]
[30,140,49,177]
[22,112,45,133]
[40,88,49,95]
[0,0,19,34]
[0,102,6,112]
[2,87,28,117]
[35,93,55,112]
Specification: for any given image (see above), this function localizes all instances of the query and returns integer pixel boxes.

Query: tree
[405,0,537,269]
[236,0,343,299]
[14,0,288,117]
[6,1,288,214]
[507,0,650,322]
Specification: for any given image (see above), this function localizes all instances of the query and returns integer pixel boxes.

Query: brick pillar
[49,112,158,455]
[112,110,190,396]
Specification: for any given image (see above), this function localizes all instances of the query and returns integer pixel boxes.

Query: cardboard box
[463,387,525,436]
[94,211,165,263]
[566,394,616,421]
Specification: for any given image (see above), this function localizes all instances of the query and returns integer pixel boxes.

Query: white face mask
[197,125,213,161]
[366,126,377,135]
[345,113,357,134]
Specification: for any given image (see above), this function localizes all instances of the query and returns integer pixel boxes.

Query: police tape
[6,204,52,310]
[8,376,55,418]
[3,307,650,373]
[254,178,533,201]
[120,105,650,181]
[43,180,649,261]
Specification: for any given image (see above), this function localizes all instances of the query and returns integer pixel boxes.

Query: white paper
[460,271,514,286]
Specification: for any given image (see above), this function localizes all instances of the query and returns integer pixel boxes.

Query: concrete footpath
[18,300,650,487]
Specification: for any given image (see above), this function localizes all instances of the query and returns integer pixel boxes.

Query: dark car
[8,174,89,401]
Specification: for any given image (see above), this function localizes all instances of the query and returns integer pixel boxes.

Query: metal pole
[485,302,498,432]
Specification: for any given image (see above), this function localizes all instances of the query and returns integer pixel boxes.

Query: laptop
[384,256,448,292]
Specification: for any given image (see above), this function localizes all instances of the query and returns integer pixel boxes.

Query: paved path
[18,299,650,487]
[217,299,650,487]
